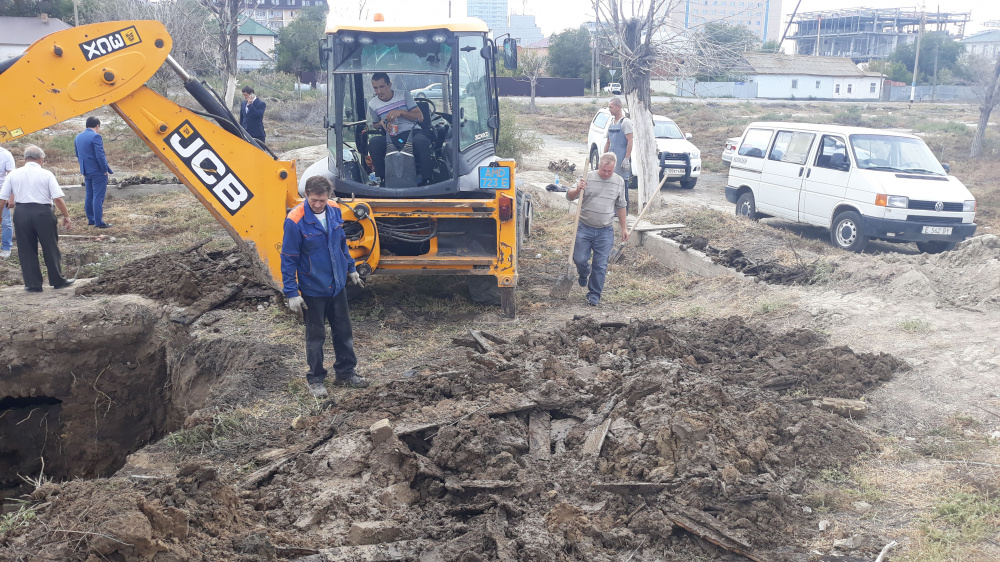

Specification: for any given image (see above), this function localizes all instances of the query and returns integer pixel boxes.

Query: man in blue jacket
[239,85,267,145]
[281,176,367,397]
[74,117,114,228]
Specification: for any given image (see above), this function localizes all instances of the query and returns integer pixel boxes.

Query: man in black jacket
[239,85,267,145]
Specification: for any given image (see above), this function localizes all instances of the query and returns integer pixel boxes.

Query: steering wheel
[423,97,437,114]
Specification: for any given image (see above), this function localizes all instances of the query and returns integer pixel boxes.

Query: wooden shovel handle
[565,158,590,267]
[626,172,669,237]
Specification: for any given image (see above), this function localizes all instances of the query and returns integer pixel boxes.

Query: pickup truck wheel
[830,210,869,253]
[589,147,599,171]
[915,240,956,254]
[680,178,697,189]
[735,192,758,220]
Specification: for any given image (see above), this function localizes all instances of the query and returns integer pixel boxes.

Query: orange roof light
[374,13,384,22]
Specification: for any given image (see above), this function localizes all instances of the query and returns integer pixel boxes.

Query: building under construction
[788,8,970,63]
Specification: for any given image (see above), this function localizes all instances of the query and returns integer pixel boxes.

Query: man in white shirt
[0,146,14,259]
[0,145,74,292]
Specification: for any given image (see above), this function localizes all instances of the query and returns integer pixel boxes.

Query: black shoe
[96,223,113,229]
[25,287,42,293]
[88,222,95,226]
[578,275,587,287]
[587,298,599,306]
[333,374,370,388]
[53,278,76,289]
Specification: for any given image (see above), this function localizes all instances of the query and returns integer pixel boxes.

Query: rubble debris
[1,316,908,561]
[547,159,576,174]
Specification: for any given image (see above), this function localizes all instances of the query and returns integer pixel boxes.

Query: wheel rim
[836,219,858,247]
[738,200,752,217]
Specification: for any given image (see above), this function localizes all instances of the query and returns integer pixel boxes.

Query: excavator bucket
[0,21,172,143]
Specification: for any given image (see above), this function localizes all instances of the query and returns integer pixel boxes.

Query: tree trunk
[529,78,537,112]
[627,99,658,212]
[971,107,992,158]
[225,75,238,114]
[971,57,1000,157]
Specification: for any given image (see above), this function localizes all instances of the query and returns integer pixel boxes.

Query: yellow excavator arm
[0,21,300,288]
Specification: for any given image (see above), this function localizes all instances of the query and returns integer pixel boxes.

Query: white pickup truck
[603,82,622,95]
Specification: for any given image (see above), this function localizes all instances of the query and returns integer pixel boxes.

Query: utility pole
[72,0,79,26]
[909,11,925,103]
[593,12,599,101]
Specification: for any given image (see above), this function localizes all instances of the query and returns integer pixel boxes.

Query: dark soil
[1,315,908,561]
[662,231,823,285]
[76,244,279,309]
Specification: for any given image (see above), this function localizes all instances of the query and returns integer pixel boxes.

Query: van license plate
[666,168,685,176]
[921,226,952,235]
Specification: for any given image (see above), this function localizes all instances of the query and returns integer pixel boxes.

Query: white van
[725,122,977,253]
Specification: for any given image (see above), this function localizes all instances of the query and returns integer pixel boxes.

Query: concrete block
[369,418,394,444]
[639,231,746,280]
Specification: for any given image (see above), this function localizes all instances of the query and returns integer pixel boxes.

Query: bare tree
[595,0,684,210]
[968,52,1000,158]
[517,51,548,112]
[81,0,215,93]
[199,0,250,112]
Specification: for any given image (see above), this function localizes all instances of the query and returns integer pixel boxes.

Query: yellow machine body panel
[111,87,297,286]
[0,21,172,143]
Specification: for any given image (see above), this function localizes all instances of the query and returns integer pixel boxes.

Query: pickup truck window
[738,128,773,158]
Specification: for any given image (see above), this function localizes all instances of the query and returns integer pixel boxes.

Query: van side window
[815,135,850,171]
[738,128,772,158]
[768,131,814,165]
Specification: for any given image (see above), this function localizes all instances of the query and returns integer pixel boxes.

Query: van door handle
[806,168,812,178]
[798,167,804,177]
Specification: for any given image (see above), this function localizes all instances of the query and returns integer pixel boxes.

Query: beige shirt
[0,162,64,204]
[577,171,626,228]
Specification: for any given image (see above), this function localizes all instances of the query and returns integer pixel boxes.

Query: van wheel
[915,240,956,254]
[589,147,600,171]
[735,192,757,220]
[831,211,869,253]
[680,178,697,189]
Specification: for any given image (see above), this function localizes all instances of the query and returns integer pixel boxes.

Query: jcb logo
[167,121,254,215]
[78,26,141,61]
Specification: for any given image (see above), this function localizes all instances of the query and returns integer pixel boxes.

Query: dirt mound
[830,234,1000,308]
[76,243,277,309]
[663,231,821,285]
[1,317,908,561]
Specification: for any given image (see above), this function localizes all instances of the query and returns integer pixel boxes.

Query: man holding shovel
[567,152,629,306]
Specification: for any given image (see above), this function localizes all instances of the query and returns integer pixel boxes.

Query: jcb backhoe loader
[0,17,526,316]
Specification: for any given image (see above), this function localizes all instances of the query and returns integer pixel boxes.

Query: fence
[497,77,585,97]
[885,84,978,103]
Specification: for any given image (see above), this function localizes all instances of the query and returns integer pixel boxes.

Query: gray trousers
[13,203,68,290]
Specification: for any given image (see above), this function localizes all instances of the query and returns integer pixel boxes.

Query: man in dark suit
[74,116,114,228]
[239,85,267,145]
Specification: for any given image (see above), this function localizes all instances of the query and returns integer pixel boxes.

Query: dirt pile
[830,234,1000,309]
[661,231,820,285]
[1,316,908,561]
[76,243,278,313]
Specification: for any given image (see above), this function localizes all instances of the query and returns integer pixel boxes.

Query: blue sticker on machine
[479,166,510,190]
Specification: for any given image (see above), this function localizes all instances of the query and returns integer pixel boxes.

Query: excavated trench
[0,248,283,500]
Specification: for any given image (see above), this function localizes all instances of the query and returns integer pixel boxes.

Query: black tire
[680,178,697,189]
[735,192,758,220]
[830,210,869,253]
[589,146,600,171]
[915,240,956,254]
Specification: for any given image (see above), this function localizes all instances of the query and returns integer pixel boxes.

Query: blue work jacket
[281,202,356,298]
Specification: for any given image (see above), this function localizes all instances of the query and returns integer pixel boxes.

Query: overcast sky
[356,0,1000,43]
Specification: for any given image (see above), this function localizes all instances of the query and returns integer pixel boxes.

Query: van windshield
[850,134,946,176]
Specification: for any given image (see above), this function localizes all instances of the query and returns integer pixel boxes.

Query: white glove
[287,296,307,316]
[348,271,364,288]
[622,157,631,174]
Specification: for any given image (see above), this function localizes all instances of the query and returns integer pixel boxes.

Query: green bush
[497,100,542,162]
